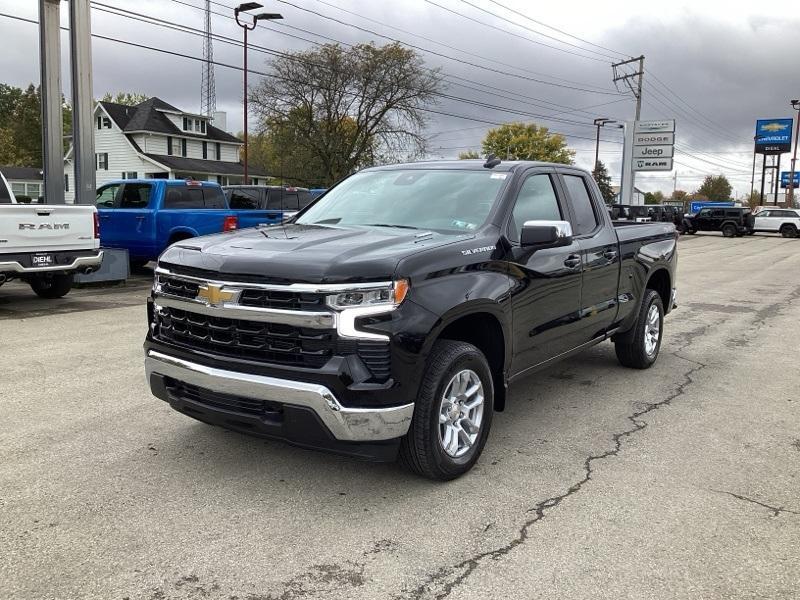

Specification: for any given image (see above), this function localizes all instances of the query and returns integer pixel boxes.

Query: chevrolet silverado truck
[0,171,102,298]
[144,160,677,480]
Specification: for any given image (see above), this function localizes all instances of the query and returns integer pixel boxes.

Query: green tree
[250,42,443,186]
[671,189,688,202]
[592,160,614,204]
[643,190,665,205]
[696,175,732,201]
[745,191,761,210]
[101,92,149,106]
[480,122,574,163]
[458,150,480,159]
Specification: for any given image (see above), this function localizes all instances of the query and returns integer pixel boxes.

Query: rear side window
[228,189,261,210]
[96,184,121,208]
[712,210,724,217]
[266,190,282,210]
[0,176,11,203]
[164,187,204,208]
[283,192,300,211]
[202,186,226,209]
[120,183,151,208]
[562,175,598,236]
[725,210,740,217]
[298,191,313,209]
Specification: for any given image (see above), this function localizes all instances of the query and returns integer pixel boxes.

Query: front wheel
[615,289,664,369]
[29,273,73,299]
[400,340,494,480]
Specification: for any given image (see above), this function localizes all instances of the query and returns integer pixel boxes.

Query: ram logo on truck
[19,223,70,231]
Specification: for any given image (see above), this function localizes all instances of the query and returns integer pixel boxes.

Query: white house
[0,166,44,200]
[611,185,646,205]
[63,97,267,203]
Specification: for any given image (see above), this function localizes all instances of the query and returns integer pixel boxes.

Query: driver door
[506,170,584,374]
[95,183,122,247]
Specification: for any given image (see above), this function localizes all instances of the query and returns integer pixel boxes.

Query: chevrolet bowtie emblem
[196,284,235,307]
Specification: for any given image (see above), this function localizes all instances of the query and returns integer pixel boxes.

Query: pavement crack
[400,361,706,600]
[711,490,800,518]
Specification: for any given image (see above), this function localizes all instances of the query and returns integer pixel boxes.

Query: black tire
[780,224,797,238]
[721,223,736,237]
[29,273,73,299]
[399,340,494,480]
[614,289,664,369]
[129,258,150,270]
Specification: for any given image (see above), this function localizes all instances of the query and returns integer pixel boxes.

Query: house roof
[144,154,267,178]
[99,98,241,144]
[1,166,43,181]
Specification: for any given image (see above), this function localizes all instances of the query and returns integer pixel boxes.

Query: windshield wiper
[363,223,419,230]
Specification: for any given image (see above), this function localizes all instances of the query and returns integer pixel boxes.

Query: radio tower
[200,0,216,116]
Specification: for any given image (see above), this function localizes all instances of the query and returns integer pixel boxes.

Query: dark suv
[223,185,315,228]
[681,207,753,237]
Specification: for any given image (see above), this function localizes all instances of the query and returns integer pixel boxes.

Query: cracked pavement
[2,234,799,600]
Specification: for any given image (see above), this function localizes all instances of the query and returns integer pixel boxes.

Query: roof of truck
[364,160,586,173]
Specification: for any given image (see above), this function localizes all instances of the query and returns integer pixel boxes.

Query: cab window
[228,189,261,210]
[508,175,561,242]
[96,184,121,208]
[562,175,598,236]
[119,183,151,208]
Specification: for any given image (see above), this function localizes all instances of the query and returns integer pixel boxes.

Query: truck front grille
[155,307,334,368]
[238,289,325,310]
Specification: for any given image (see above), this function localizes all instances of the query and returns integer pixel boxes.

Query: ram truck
[144,160,677,480]
[0,171,102,298]
[96,179,238,268]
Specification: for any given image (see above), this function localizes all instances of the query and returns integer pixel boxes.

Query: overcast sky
[1,0,798,196]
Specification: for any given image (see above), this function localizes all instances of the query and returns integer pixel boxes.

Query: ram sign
[755,118,793,154]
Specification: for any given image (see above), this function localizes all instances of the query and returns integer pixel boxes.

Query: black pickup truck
[144,160,677,480]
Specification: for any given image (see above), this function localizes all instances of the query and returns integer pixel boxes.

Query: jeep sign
[633,146,674,158]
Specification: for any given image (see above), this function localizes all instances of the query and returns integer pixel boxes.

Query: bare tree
[249,43,443,186]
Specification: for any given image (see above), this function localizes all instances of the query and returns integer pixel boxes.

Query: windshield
[295,169,508,233]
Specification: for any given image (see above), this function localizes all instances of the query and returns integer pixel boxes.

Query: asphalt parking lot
[2,233,799,600]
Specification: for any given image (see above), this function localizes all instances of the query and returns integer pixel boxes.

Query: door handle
[564,254,581,269]
[603,249,618,260]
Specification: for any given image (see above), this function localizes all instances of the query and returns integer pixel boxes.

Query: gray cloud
[0,0,797,196]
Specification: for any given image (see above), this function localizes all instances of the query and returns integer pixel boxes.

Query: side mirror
[520,220,573,248]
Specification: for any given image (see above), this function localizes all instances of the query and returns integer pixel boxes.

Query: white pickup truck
[0,172,102,298]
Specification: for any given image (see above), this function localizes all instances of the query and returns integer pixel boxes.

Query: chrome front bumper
[0,251,103,274]
[145,350,414,442]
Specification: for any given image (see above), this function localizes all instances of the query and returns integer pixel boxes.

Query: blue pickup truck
[96,179,238,267]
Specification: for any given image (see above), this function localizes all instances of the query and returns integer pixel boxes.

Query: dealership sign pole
[754,118,793,205]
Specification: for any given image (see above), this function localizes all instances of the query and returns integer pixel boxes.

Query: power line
[484,0,630,59]
[455,0,620,61]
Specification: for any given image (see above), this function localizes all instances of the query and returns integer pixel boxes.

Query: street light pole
[787,99,800,208]
[234,3,282,185]
[593,117,610,172]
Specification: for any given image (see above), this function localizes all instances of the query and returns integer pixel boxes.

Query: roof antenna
[483,153,501,169]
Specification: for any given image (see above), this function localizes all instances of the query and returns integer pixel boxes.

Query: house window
[121,171,138,179]
[200,120,206,134]
[97,116,111,129]
[181,138,187,157]
[167,137,173,155]
[182,116,189,130]
[97,116,102,129]
[215,142,221,160]
[202,141,207,159]
[11,183,25,196]
[96,153,109,170]
[65,174,69,192]
[218,175,229,186]
[27,183,41,197]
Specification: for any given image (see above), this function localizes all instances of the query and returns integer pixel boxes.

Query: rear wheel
[721,223,736,237]
[400,340,493,480]
[780,224,797,238]
[29,273,73,299]
[615,289,664,369]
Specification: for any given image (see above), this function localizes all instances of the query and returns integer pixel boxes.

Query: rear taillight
[223,215,238,231]
[94,212,100,239]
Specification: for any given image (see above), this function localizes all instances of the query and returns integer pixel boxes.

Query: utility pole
[673,171,677,194]
[612,55,645,120]
[788,99,800,208]
[612,56,645,205]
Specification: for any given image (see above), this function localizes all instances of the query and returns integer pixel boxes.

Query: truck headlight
[326,279,409,310]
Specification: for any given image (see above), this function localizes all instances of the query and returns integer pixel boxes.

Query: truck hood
[158,223,469,283]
